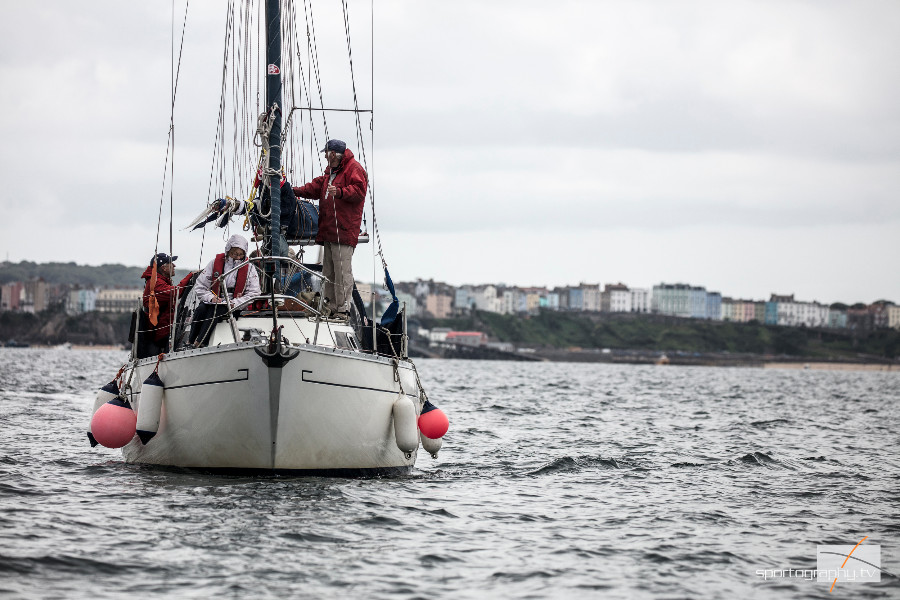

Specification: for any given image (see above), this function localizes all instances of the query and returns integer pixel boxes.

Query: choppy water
[0,348,898,599]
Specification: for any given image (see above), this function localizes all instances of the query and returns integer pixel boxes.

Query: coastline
[762,361,898,371]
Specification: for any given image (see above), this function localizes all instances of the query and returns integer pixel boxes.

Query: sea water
[0,348,897,599]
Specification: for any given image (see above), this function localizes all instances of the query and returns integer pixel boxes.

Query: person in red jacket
[141,253,193,354]
[293,139,367,317]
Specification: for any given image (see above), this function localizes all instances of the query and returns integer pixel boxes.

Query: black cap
[152,253,177,266]
[320,139,347,154]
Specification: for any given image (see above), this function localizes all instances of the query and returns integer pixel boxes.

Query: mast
[265,0,285,258]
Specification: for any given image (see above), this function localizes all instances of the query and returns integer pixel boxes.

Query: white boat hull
[120,342,423,474]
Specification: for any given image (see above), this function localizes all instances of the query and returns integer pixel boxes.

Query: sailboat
[86,0,448,475]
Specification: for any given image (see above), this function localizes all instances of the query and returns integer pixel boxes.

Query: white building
[777,299,830,328]
[582,284,602,312]
[889,305,900,330]
[428,328,451,343]
[652,283,694,318]
[95,288,142,313]
[631,288,650,313]
[471,285,502,313]
[601,284,632,313]
[414,279,430,298]
[501,289,523,314]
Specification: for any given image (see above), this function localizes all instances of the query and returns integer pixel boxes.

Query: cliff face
[0,310,132,345]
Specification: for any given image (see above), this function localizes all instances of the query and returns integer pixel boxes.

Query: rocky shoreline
[4,310,898,371]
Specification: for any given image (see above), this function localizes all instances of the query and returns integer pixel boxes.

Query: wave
[733,451,796,469]
[0,553,151,576]
[527,455,622,476]
[279,531,347,544]
[750,418,791,429]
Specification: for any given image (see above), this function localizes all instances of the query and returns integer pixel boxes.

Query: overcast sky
[1,1,898,304]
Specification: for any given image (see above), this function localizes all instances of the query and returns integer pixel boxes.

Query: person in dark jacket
[141,253,193,354]
[292,139,367,317]
[258,179,318,241]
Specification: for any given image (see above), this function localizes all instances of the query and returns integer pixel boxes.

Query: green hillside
[419,310,900,360]
[0,261,191,288]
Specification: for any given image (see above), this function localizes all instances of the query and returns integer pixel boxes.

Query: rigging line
[170,0,190,260]
[206,0,233,209]
[304,0,329,144]
[370,0,376,291]
[299,0,325,176]
[337,4,369,190]
[288,24,322,175]
[340,0,365,167]
[302,1,318,178]
[290,107,372,113]
[283,0,298,177]
[203,0,235,269]
[155,0,191,255]
[167,0,173,258]
[340,0,385,271]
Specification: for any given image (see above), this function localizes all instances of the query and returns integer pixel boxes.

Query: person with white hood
[189,234,261,347]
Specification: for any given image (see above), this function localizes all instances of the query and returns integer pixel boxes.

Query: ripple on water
[0,351,898,599]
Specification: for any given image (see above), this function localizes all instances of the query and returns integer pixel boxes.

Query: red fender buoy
[87,379,120,447]
[418,400,449,440]
[90,398,137,449]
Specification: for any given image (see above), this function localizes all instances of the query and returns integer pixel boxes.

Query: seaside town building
[652,283,695,318]
[66,288,97,315]
[471,285,502,313]
[21,280,50,313]
[631,288,650,313]
[888,305,900,330]
[0,282,24,311]
[567,287,583,311]
[706,292,722,320]
[828,307,848,329]
[544,291,560,311]
[445,331,487,346]
[394,291,417,316]
[601,283,631,313]
[2,266,894,337]
[721,297,735,321]
[424,293,453,319]
[95,288,142,313]
[581,284,602,312]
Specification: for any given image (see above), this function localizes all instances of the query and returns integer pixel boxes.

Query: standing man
[293,139,367,317]
[141,253,193,355]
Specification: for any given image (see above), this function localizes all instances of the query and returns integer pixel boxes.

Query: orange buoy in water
[90,398,137,449]
[417,400,449,440]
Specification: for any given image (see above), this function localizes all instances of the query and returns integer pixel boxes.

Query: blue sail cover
[380,268,400,326]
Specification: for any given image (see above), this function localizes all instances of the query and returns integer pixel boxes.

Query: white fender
[420,431,442,458]
[88,380,119,447]
[135,372,165,444]
[392,393,418,455]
